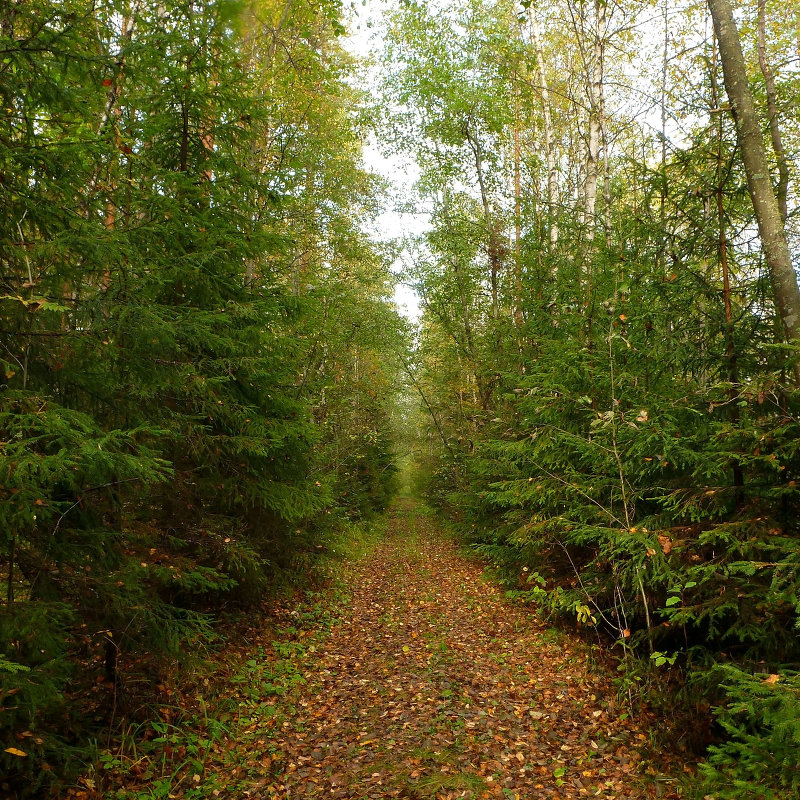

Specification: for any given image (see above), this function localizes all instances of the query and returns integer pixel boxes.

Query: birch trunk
[708,0,800,382]
[529,10,558,247]
[513,86,523,327]
[464,123,501,318]
[756,0,789,224]
[583,0,606,247]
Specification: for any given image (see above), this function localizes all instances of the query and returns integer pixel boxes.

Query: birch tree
[708,0,800,379]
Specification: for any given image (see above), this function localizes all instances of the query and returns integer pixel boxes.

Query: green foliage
[384,1,800,797]
[698,667,800,800]
[0,0,405,792]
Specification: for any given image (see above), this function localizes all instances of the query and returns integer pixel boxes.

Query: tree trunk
[756,0,789,224]
[583,0,606,248]
[712,50,745,502]
[513,84,523,328]
[708,0,800,383]
[96,0,142,137]
[6,531,15,605]
[529,10,558,247]
[464,122,501,318]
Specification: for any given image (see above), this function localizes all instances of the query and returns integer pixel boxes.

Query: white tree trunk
[583,0,605,247]
[530,10,559,247]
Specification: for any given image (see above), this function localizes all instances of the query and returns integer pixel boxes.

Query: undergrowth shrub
[412,159,800,799]
[697,666,800,800]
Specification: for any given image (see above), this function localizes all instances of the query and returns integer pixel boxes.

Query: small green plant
[650,651,678,668]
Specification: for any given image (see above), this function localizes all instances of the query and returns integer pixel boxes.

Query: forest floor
[89,498,686,800]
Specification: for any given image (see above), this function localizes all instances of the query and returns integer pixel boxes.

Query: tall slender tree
[708,0,800,380]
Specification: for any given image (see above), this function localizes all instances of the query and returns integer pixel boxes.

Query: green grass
[407,771,487,797]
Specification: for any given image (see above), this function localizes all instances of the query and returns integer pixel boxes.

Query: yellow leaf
[764,674,780,685]
[5,747,27,757]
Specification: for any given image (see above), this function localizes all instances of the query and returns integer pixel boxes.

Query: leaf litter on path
[98,499,684,800]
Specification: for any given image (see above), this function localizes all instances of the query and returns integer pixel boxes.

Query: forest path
[228,498,680,800]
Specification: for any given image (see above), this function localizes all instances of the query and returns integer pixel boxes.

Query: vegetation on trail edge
[386,1,800,798]
[1,0,403,794]
[69,502,686,800]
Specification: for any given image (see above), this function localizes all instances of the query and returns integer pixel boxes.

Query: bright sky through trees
[345,0,426,321]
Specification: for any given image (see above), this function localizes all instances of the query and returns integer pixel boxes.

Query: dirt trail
[238,499,679,800]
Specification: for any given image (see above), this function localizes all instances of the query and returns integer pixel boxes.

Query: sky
[342,0,427,322]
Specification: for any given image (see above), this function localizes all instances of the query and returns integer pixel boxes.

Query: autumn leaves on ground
[91,500,682,800]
